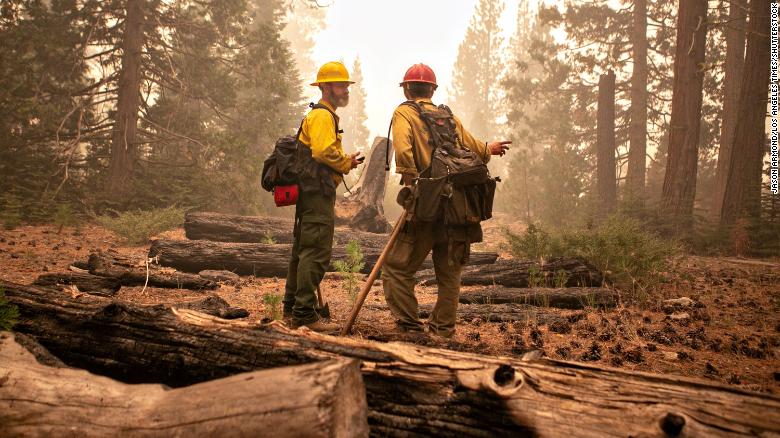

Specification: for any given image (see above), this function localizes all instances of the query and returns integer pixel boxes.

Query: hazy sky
[305,0,518,141]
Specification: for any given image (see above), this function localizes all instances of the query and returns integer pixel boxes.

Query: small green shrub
[262,293,283,320]
[505,223,554,262]
[96,206,185,245]
[333,240,365,303]
[554,269,569,288]
[508,215,678,294]
[1,193,23,230]
[53,203,79,233]
[0,287,19,331]
[527,265,543,288]
[261,231,276,244]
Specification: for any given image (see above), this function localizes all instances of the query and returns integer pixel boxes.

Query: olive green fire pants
[382,221,468,338]
[283,190,336,325]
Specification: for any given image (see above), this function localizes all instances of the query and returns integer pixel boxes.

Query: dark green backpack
[399,101,497,226]
[261,103,341,195]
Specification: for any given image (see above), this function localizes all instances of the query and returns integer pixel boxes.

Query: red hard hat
[400,63,437,86]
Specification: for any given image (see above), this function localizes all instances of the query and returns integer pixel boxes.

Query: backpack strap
[403,100,452,173]
[309,102,343,135]
[437,104,464,149]
[308,102,354,194]
[385,100,424,173]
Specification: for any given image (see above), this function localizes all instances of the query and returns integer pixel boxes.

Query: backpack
[261,103,341,196]
[392,101,497,226]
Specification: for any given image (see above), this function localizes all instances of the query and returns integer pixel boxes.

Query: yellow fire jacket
[391,98,491,177]
[298,100,352,185]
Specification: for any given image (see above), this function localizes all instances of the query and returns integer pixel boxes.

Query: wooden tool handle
[340,210,407,336]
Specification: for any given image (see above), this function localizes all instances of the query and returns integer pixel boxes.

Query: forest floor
[1,217,779,394]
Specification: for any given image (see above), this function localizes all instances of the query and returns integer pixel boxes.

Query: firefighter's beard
[333,93,349,108]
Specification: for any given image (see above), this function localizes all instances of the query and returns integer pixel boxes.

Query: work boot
[297,318,340,333]
[282,308,293,326]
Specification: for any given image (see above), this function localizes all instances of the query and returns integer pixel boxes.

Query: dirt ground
[1,215,779,394]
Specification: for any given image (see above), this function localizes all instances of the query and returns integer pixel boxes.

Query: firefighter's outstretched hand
[488,141,511,157]
[349,152,363,169]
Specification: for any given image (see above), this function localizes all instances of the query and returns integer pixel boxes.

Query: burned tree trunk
[459,287,617,309]
[597,70,617,213]
[149,239,497,277]
[0,334,368,438]
[87,250,217,290]
[661,0,708,227]
[417,257,603,288]
[174,295,249,319]
[184,211,389,247]
[336,136,392,233]
[720,0,771,227]
[366,302,581,325]
[417,303,576,324]
[710,0,747,220]
[5,281,779,437]
[185,212,295,242]
[34,271,122,296]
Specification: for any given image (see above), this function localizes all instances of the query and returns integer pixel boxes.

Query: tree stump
[336,136,392,233]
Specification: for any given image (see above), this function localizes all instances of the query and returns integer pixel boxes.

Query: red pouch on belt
[273,184,299,207]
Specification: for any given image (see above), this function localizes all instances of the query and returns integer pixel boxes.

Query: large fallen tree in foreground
[0,333,368,438]
[4,281,778,437]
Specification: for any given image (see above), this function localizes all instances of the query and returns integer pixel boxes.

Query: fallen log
[459,287,618,309]
[88,250,217,290]
[417,257,604,288]
[365,303,576,325]
[175,294,249,319]
[421,303,571,324]
[5,281,779,438]
[149,239,498,277]
[184,211,389,248]
[0,333,368,438]
[33,271,121,296]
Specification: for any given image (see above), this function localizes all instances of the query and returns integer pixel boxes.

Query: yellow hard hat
[311,61,354,86]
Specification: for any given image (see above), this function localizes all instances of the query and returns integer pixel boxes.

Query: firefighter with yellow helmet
[282,61,363,332]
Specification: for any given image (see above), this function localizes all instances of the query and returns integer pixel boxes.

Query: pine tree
[498,0,547,218]
[0,1,95,220]
[710,0,747,219]
[500,2,590,227]
[340,57,370,155]
[720,0,771,227]
[132,0,303,214]
[660,0,708,229]
[1,0,304,215]
[449,0,505,141]
[281,1,327,86]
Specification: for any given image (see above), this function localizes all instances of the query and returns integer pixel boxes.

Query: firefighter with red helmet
[383,63,511,338]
